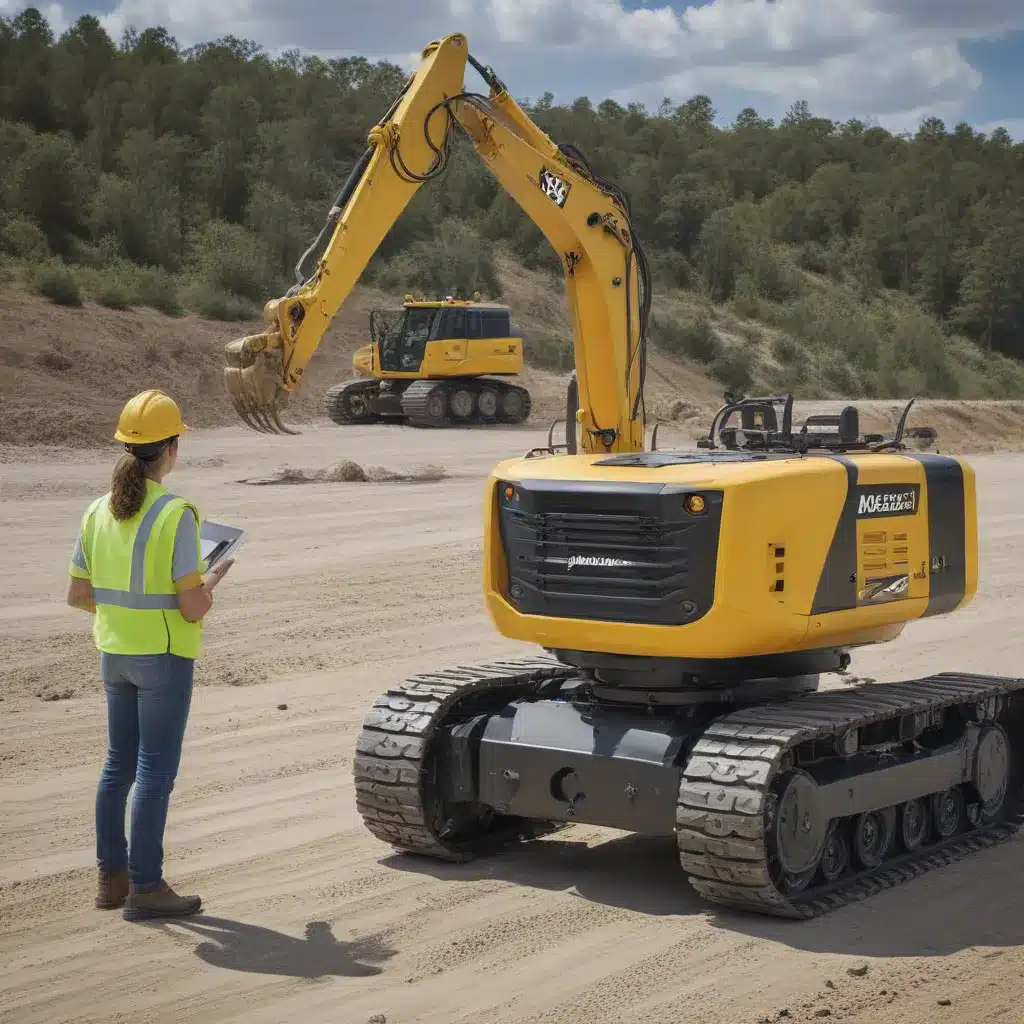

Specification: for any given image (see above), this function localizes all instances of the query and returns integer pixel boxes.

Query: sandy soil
[3,421,1024,1024]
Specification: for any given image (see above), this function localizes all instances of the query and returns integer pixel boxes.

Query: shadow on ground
[156,916,396,978]
[383,829,1024,959]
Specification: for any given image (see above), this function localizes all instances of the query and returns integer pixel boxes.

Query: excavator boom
[223,33,649,453]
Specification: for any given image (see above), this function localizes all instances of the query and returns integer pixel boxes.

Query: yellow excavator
[323,294,531,426]
[224,33,1023,918]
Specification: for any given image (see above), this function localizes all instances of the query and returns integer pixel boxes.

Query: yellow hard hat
[113,389,188,445]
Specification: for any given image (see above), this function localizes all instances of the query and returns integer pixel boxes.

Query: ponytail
[109,454,148,521]
[108,435,177,521]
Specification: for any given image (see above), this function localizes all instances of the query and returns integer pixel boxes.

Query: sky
[4,0,1023,138]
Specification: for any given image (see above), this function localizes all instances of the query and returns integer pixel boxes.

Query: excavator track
[400,377,532,427]
[678,671,1024,919]
[356,657,1024,919]
[322,379,382,424]
[354,654,574,861]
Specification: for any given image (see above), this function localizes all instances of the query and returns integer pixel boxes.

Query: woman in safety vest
[66,390,233,921]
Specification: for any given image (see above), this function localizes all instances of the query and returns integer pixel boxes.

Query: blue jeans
[95,653,194,891]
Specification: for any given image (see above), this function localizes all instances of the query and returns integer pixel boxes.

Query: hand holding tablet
[200,519,246,571]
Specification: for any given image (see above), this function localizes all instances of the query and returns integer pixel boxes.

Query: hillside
[5,255,1024,456]
[1,12,1024,410]
[0,254,722,448]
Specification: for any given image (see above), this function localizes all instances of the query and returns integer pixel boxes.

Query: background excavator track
[322,379,383,424]
[400,378,532,427]
[323,377,533,428]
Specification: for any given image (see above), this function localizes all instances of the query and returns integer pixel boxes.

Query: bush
[375,218,504,298]
[798,241,830,274]
[187,221,273,303]
[648,249,693,288]
[136,267,183,316]
[528,329,574,371]
[746,242,800,302]
[711,345,755,392]
[0,215,49,259]
[33,260,82,306]
[187,281,259,321]
[771,335,802,365]
[730,272,764,320]
[98,280,133,310]
[651,312,722,363]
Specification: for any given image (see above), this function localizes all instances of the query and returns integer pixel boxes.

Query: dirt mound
[239,459,445,485]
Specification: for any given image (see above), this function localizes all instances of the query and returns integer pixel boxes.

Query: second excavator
[323,295,531,427]
[225,33,1024,919]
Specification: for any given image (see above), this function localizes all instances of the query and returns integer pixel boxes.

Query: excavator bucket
[223,331,300,435]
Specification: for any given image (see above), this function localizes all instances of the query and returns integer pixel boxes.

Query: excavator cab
[367,303,433,373]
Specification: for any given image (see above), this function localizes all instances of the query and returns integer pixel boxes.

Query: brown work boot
[122,879,202,921]
[95,870,129,909]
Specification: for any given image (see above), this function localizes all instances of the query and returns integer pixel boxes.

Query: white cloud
[85,0,1022,126]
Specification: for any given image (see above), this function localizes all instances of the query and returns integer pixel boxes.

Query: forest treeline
[2,8,1024,398]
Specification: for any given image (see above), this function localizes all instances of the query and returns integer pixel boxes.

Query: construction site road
[2,420,1024,1024]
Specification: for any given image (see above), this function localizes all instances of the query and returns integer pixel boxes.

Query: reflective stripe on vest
[94,493,179,609]
[82,482,203,658]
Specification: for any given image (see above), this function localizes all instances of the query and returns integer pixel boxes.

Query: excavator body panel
[482,446,977,665]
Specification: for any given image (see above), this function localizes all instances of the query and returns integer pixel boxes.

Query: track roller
[400,378,532,427]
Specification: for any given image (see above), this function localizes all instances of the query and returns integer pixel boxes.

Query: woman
[66,389,233,921]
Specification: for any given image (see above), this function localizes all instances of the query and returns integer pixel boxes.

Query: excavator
[322,294,532,426]
[223,33,1024,918]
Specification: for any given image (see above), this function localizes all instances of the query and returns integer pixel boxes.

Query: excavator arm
[223,32,650,453]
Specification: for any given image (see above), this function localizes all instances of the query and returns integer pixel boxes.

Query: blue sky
[4,0,1023,137]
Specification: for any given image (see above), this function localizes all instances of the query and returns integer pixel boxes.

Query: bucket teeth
[223,333,300,435]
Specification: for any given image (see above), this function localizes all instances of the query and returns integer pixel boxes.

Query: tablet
[199,519,246,570]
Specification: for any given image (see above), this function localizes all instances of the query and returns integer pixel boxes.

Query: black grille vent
[497,480,723,626]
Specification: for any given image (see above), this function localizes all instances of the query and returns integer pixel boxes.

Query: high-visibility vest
[78,480,204,658]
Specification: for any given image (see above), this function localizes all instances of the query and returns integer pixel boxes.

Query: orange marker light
[685,494,706,514]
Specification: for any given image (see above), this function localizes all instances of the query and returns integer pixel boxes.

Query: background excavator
[322,294,531,427]
[224,33,1024,919]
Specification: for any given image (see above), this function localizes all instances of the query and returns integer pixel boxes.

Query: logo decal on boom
[856,484,920,518]
[539,168,570,207]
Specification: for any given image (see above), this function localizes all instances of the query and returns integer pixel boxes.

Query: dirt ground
[3,419,1024,1024]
